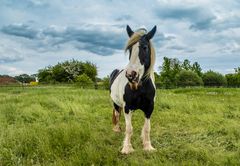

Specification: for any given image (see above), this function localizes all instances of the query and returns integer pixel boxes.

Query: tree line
[154,57,240,88]
[5,58,240,88]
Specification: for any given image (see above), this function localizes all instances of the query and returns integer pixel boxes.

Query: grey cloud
[1,23,174,56]
[153,33,176,48]
[214,16,240,31]
[1,23,127,55]
[3,0,49,9]
[167,45,196,53]
[115,15,132,21]
[1,24,39,39]
[0,55,23,63]
[42,26,126,55]
[0,46,24,63]
[155,5,216,30]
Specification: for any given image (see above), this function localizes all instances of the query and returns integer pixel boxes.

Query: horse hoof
[121,146,134,154]
[113,126,121,132]
[143,145,156,152]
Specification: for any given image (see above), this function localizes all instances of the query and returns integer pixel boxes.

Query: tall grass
[0,86,240,165]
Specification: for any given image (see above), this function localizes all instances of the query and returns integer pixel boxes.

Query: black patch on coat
[138,35,151,71]
[127,35,151,72]
[123,78,155,119]
[113,103,120,113]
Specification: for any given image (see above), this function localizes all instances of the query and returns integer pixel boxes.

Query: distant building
[0,76,18,85]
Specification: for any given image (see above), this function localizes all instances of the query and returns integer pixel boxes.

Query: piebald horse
[110,25,157,154]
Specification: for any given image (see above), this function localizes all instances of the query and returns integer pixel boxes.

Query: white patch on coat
[126,42,145,79]
[110,70,128,107]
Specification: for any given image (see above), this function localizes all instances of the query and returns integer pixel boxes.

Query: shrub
[225,73,240,87]
[75,74,94,88]
[38,60,97,83]
[101,76,110,90]
[15,74,35,83]
[203,71,227,87]
[176,70,203,87]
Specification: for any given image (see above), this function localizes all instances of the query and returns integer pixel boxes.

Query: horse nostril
[126,70,138,82]
[131,71,137,78]
[125,72,132,80]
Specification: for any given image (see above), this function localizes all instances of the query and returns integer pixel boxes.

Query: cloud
[115,15,132,21]
[0,65,24,75]
[1,23,127,55]
[1,24,39,39]
[155,4,216,30]
[217,42,240,54]
[167,45,196,53]
[1,23,175,56]
[0,44,24,63]
[214,16,240,32]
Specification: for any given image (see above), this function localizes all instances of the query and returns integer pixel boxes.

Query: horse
[110,25,157,154]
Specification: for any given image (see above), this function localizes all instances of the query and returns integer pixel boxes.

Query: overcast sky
[0,0,239,77]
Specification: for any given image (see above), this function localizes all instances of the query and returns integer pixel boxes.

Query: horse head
[125,25,157,90]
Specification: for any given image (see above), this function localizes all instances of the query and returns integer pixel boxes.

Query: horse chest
[123,81,155,111]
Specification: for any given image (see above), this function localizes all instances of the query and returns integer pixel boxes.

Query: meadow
[0,86,240,165]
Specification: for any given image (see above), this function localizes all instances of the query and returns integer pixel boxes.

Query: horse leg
[112,103,121,132]
[112,106,122,132]
[141,103,155,151]
[121,107,134,154]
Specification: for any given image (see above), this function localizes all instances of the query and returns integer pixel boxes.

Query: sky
[0,0,240,77]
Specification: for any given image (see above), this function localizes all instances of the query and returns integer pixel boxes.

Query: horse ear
[146,26,157,40]
[126,25,134,37]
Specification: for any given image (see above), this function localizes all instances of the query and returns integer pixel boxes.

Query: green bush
[225,73,240,87]
[203,71,227,87]
[102,76,110,90]
[15,74,35,83]
[176,70,203,87]
[75,74,94,88]
[38,60,97,83]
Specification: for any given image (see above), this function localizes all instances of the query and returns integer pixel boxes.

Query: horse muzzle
[125,71,140,90]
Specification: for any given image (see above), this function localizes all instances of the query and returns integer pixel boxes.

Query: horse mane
[124,29,156,80]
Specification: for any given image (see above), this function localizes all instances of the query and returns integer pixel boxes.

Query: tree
[15,74,35,83]
[154,72,162,88]
[225,67,240,87]
[38,60,98,83]
[234,67,240,74]
[159,57,181,88]
[81,61,97,82]
[75,73,94,88]
[102,76,110,90]
[52,64,70,82]
[192,62,202,77]
[176,70,203,87]
[38,67,54,83]
[203,71,227,87]
[182,59,191,70]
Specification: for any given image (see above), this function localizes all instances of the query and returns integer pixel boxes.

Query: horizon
[0,0,240,78]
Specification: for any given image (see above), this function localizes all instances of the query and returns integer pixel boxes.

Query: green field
[0,86,240,165]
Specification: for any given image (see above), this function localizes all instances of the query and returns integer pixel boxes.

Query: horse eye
[143,46,148,50]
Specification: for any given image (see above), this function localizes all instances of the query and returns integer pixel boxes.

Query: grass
[0,86,240,165]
